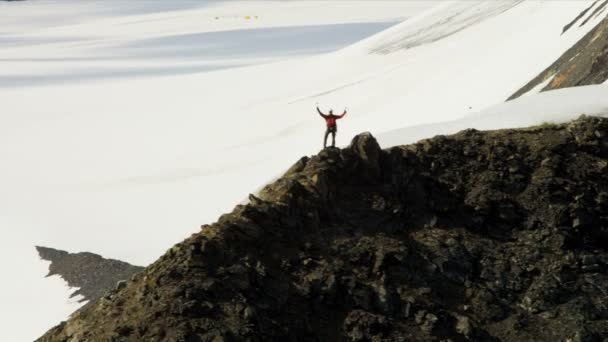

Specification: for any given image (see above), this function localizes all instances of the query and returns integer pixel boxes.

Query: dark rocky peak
[36,246,143,303]
[39,116,608,341]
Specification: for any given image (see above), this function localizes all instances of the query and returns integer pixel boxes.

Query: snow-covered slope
[0,216,85,342]
[378,84,608,147]
[0,0,605,340]
[0,0,428,87]
[510,1,608,98]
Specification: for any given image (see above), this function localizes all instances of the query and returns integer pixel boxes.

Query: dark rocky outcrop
[39,116,608,341]
[510,7,608,100]
[36,246,143,303]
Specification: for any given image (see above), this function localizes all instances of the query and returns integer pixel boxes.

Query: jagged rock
[36,246,143,303]
[456,315,472,337]
[347,132,382,181]
[39,118,608,341]
[116,280,128,291]
[349,132,381,164]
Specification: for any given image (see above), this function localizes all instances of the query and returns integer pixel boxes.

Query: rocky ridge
[40,116,608,341]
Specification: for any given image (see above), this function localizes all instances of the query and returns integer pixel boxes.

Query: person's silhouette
[317,105,347,148]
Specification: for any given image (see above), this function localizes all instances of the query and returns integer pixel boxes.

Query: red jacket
[318,107,346,127]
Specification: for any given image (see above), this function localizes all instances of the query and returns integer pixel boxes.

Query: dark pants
[324,126,337,148]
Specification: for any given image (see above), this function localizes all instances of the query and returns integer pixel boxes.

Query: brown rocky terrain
[37,246,143,303]
[39,116,608,342]
[510,3,608,99]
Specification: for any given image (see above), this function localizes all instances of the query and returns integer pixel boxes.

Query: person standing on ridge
[317,104,347,148]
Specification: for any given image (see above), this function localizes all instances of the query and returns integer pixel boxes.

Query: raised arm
[337,109,347,119]
[317,106,327,118]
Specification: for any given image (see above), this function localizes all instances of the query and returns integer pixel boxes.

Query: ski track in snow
[0,0,604,340]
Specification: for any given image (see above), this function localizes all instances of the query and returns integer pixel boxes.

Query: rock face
[36,246,143,303]
[510,5,608,99]
[39,116,608,341]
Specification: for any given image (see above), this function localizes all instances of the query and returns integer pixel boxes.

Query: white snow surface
[378,84,608,147]
[0,215,87,342]
[0,0,605,340]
